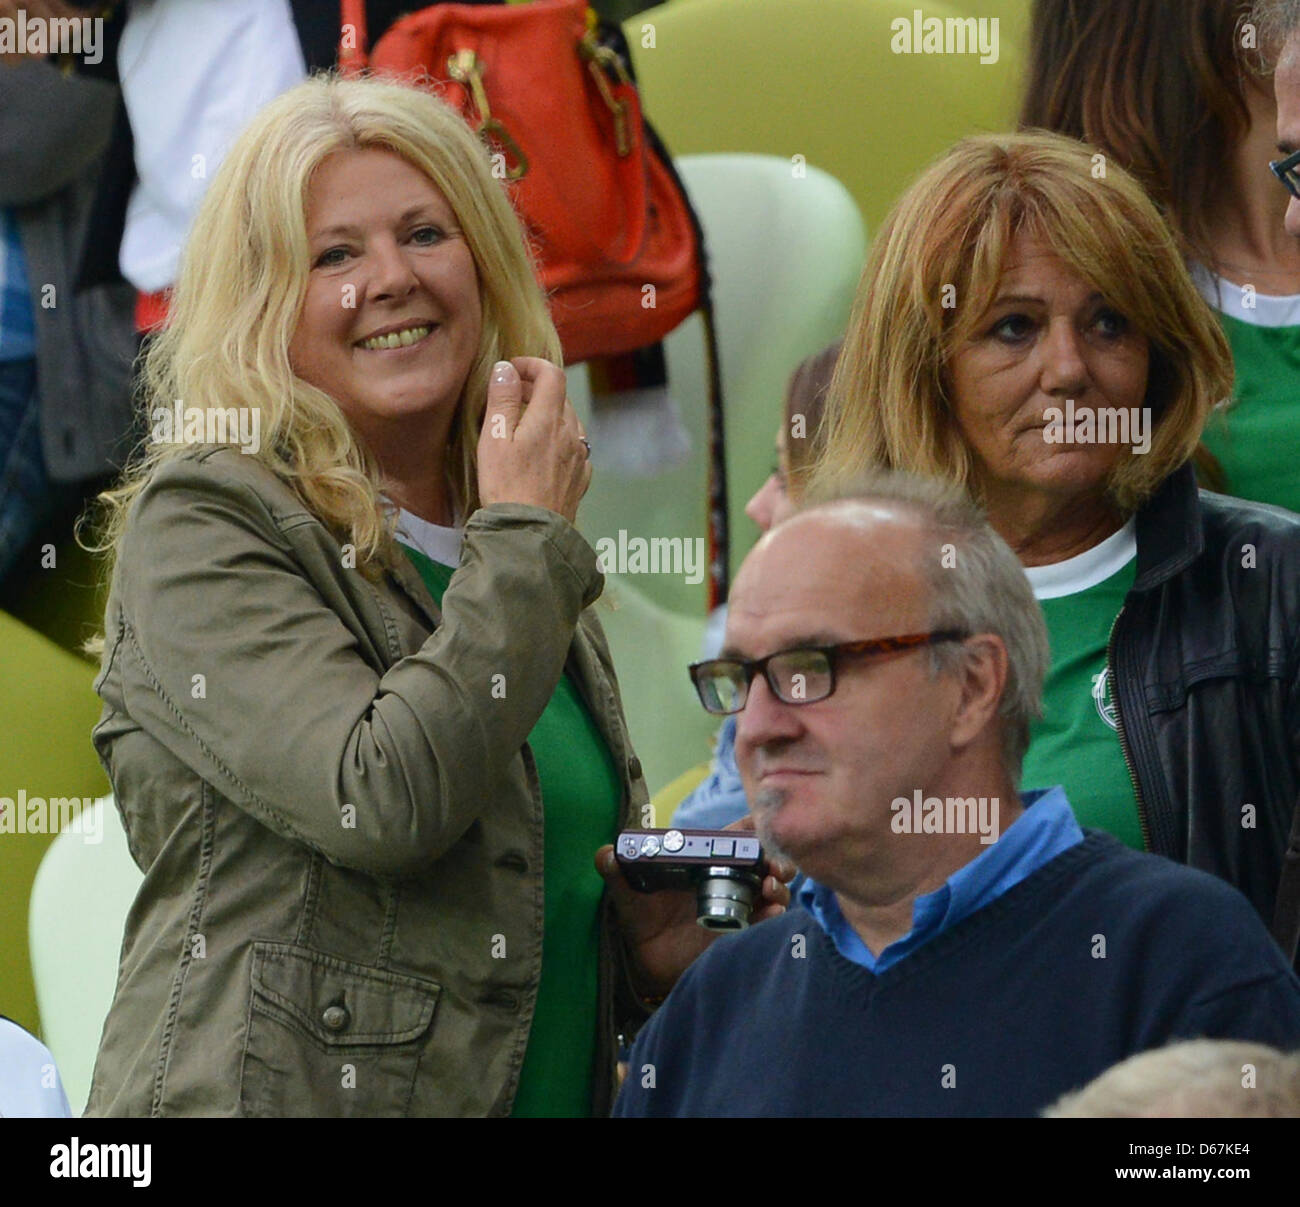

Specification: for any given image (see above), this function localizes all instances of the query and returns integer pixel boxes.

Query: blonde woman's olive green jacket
[85,447,651,1117]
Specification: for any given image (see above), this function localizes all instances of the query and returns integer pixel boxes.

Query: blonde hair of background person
[85,73,560,580]
[1047,1039,1300,1117]
[813,131,1233,515]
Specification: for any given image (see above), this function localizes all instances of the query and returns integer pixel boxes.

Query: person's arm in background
[0,58,116,207]
[0,1018,71,1117]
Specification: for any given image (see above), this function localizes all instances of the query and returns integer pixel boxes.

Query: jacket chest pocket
[240,941,441,1118]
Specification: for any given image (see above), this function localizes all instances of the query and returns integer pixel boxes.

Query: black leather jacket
[1111,463,1300,932]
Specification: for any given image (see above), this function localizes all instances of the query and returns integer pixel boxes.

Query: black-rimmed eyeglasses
[1271,148,1300,200]
[688,630,968,716]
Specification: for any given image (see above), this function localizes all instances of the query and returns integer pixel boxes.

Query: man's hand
[594,817,797,1000]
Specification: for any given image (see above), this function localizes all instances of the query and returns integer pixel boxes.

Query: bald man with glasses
[612,471,1300,1118]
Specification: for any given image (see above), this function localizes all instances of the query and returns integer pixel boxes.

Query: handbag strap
[340,0,369,72]
[701,301,729,609]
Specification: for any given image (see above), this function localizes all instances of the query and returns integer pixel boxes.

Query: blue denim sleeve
[669,716,751,830]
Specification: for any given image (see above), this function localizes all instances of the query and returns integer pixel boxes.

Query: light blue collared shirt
[799,786,1083,973]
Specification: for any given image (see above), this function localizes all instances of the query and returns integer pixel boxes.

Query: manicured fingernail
[492,360,516,385]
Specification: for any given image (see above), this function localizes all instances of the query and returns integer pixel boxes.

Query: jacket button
[494,851,529,873]
[628,756,642,781]
[321,1004,350,1031]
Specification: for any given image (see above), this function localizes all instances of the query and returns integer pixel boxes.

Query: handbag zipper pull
[447,49,529,179]
[579,35,635,157]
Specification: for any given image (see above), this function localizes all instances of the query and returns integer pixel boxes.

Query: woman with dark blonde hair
[816,130,1300,943]
[1022,0,1300,513]
[82,73,788,1118]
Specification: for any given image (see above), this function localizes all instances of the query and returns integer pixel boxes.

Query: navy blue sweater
[613,833,1300,1117]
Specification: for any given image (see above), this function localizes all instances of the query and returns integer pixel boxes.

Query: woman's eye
[411,226,444,246]
[1093,308,1131,338]
[990,313,1034,342]
[314,246,349,269]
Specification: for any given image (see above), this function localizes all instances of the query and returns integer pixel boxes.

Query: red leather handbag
[339,0,702,365]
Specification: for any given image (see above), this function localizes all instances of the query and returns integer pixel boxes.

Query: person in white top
[116,0,306,293]
[0,1017,71,1117]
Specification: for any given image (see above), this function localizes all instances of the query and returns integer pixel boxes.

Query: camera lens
[696,868,759,931]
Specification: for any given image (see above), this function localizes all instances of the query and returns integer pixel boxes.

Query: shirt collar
[394,507,463,568]
[798,787,1084,971]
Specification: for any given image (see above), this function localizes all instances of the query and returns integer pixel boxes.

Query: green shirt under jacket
[399,545,622,1117]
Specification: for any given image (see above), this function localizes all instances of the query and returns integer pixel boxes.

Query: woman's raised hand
[476,358,592,526]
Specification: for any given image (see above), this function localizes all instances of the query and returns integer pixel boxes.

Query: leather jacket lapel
[1133,462,1204,590]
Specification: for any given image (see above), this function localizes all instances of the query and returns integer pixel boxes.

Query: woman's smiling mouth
[357,323,434,351]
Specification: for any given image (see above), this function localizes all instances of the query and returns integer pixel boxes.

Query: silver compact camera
[615,828,768,931]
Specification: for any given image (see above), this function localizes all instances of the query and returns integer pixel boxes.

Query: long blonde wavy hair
[813,131,1233,515]
[86,73,560,580]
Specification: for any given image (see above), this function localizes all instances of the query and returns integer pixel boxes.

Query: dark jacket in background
[0,60,136,481]
[1116,462,1300,946]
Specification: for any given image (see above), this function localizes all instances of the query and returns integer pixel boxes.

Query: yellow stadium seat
[626,0,1025,237]
[650,760,712,826]
[0,610,108,1038]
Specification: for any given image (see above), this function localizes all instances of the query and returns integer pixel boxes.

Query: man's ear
[948,634,1008,752]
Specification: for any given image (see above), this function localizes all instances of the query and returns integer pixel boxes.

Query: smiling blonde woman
[82,73,789,1119]
[815,131,1300,954]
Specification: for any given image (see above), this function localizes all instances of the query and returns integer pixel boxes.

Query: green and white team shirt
[1194,267,1300,515]
[1020,520,1145,850]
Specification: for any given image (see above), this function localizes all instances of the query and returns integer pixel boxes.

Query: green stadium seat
[595,572,717,796]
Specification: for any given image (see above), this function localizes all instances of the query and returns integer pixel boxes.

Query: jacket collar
[1133,462,1204,591]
